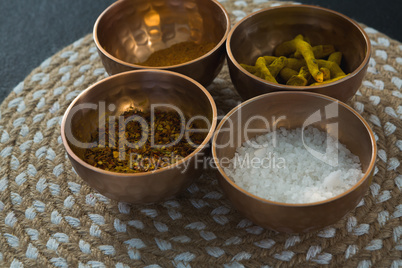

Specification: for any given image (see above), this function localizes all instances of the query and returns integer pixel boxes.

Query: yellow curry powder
[137,41,216,67]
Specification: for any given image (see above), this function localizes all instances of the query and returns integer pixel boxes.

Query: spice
[136,41,216,67]
[83,108,206,173]
[275,34,324,82]
[286,66,310,86]
[240,34,348,86]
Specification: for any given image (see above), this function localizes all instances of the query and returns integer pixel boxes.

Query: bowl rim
[211,91,377,207]
[226,4,372,90]
[61,69,218,177]
[93,0,231,69]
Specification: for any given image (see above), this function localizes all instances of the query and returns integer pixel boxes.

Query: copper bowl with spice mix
[226,5,371,103]
[212,92,377,233]
[61,70,217,203]
[94,0,230,87]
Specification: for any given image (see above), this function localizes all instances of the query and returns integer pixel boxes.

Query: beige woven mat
[0,1,401,267]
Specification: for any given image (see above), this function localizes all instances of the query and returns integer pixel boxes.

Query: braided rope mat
[0,1,401,267]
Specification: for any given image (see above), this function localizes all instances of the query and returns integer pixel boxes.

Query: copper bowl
[226,5,371,102]
[212,92,376,233]
[61,70,217,203]
[93,0,230,87]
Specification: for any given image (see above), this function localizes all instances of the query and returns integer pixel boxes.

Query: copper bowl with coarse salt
[212,91,377,233]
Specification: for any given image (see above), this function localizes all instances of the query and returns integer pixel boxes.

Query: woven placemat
[0,1,401,267]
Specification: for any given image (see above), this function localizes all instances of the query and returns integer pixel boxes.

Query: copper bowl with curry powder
[61,70,217,203]
[212,92,377,233]
[94,0,230,87]
[226,5,371,103]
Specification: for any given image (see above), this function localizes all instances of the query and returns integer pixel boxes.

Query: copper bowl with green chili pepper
[94,0,230,87]
[226,5,371,103]
[61,70,217,203]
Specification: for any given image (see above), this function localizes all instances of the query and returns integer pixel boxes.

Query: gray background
[1,0,401,103]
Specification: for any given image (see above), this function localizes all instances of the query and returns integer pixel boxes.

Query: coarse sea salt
[223,127,364,204]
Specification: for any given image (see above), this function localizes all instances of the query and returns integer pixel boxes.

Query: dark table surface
[1,0,401,104]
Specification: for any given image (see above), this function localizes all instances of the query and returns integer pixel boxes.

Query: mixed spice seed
[83,108,207,173]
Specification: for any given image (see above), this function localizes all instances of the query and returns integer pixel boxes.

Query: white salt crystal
[224,127,364,204]
[253,148,266,158]
[323,170,342,190]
